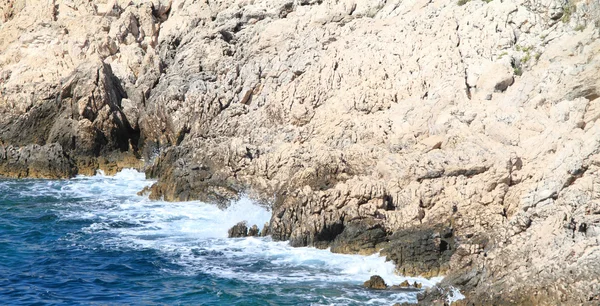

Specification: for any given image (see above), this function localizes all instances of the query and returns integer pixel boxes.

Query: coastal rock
[260,222,271,237]
[145,146,239,205]
[381,226,455,278]
[363,275,387,290]
[416,285,455,306]
[247,224,259,237]
[228,221,248,238]
[0,143,76,178]
[390,280,422,291]
[2,0,600,304]
[0,1,148,178]
[330,218,388,255]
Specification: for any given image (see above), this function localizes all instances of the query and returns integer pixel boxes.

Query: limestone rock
[381,226,455,278]
[2,0,600,303]
[474,62,514,100]
[0,143,76,178]
[330,218,388,255]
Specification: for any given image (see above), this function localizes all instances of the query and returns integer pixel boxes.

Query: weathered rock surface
[228,221,249,238]
[260,222,271,237]
[390,280,423,291]
[3,0,600,304]
[227,221,263,237]
[247,224,259,237]
[0,0,152,177]
[330,218,388,255]
[0,143,76,178]
[363,275,387,290]
[381,226,455,278]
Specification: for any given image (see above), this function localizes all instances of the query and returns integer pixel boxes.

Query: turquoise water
[0,170,438,305]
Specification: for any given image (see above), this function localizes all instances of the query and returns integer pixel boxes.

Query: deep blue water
[0,170,437,305]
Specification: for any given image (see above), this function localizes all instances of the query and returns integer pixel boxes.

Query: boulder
[363,275,387,290]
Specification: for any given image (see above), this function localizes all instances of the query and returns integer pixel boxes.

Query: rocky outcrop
[3,0,600,304]
[363,275,387,290]
[145,146,239,204]
[364,276,423,292]
[247,224,259,237]
[330,218,388,255]
[228,221,249,238]
[0,0,155,177]
[382,226,455,278]
[0,143,76,178]
[391,280,422,290]
[227,221,263,237]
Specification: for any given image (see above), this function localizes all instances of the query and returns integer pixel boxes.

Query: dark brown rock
[363,275,387,290]
[145,146,239,205]
[380,225,454,278]
[399,280,410,288]
[330,218,388,255]
[248,224,259,237]
[260,222,271,237]
[228,221,248,238]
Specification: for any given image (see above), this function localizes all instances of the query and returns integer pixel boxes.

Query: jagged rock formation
[2,0,600,304]
[228,221,249,238]
[364,275,388,290]
[227,221,263,237]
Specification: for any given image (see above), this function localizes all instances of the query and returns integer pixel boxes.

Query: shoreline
[2,0,600,304]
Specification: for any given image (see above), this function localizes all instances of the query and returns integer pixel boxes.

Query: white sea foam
[51,169,443,304]
[447,286,466,303]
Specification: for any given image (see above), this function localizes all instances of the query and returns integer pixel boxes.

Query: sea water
[0,169,442,305]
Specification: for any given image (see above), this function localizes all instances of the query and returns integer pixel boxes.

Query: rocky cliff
[2,0,600,304]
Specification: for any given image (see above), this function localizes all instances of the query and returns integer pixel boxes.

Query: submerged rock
[363,275,387,290]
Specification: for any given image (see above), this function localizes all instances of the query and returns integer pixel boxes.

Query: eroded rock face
[0,0,156,177]
[381,226,455,278]
[2,0,600,303]
[0,143,76,178]
[330,218,388,255]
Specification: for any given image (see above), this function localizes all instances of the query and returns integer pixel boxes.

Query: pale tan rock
[2,0,600,304]
[420,135,444,152]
